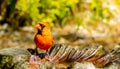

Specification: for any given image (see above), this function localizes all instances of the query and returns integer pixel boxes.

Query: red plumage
[34,22,53,51]
[28,22,53,65]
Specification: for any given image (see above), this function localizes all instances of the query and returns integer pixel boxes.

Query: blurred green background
[0,0,120,50]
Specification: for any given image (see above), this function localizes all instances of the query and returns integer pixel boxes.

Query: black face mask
[37,24,45,34]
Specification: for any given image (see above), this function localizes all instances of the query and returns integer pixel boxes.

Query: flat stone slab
[0,47,119,69]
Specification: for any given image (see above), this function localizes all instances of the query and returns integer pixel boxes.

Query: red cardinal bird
[29,22,53,64]
[34,22,53,52]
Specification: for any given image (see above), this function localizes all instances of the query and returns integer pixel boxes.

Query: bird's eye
[39,24,42,26]
[39,24,45,28]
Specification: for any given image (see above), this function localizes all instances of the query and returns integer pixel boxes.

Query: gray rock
[0,48,119,69]
[0,48,57,69]
[68,62,96,69]
[0,48,30,69]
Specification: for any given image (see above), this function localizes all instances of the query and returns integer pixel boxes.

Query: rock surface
[0,48,119,69]
[0,48,30,69]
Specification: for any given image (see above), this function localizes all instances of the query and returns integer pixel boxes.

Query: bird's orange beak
[36,24,41,30]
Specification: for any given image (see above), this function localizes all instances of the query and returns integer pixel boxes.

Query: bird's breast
[34,34,53,50]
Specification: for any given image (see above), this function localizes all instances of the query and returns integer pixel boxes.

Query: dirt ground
[0,23,120,52]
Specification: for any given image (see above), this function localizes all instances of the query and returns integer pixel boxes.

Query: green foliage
[90,0,112,21]
[17,0,40,21]
[0,0,120,28]
[9,0,17,15]
[17,0,79,26]
[75,0,120,27]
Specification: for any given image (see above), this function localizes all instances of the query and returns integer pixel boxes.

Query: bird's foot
[45,55,59,64]
[28,55,41,65]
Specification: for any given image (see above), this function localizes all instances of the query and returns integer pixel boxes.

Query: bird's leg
[29,47,40,64]
[35,47,38,55]
[45,50,55,63]
[45,50,59,64]
[46,50,49,56]
[45,50,50,60]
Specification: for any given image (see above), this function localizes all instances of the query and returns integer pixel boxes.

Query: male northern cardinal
[29,22,53,64]
[34,22,53,52]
